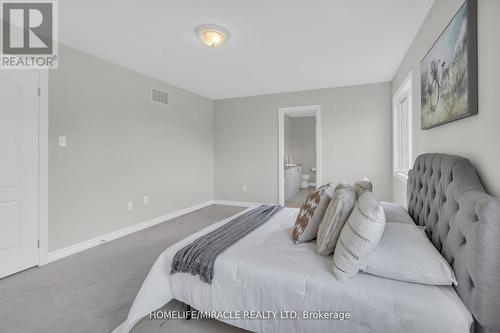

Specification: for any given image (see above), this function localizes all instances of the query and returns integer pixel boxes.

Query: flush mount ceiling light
[196,24,230,48]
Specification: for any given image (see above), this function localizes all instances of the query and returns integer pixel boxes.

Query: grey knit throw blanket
[170,205,283,284]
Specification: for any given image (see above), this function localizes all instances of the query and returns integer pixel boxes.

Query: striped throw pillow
[332,191,386,281]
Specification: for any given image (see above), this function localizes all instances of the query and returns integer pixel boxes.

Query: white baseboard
[46,200,214,263]
[46,199,281,264]
[212,199,276,207]
[308,182,316,187]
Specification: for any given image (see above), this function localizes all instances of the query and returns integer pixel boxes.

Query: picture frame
[420,0,477,130]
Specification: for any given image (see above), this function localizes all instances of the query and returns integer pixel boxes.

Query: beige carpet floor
[0,205,253,333]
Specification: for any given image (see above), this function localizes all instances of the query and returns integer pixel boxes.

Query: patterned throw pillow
[353,177,373,198]
[332,191,386,281]
[291,184,334,243]
[317,185,356,256]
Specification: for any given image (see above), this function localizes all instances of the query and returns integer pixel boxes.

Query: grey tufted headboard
[407,154,500,333]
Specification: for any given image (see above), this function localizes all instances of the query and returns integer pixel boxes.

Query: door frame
[38,70,49,265]
[278,105,321,206]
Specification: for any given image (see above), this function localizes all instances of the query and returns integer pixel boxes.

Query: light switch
[143,195,149,204]
[58,136,67,147]
[127,201,133,211]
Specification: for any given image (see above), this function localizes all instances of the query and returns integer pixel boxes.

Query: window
[393,72,413,182]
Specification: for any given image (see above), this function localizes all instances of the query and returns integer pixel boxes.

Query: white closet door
[0,70,39,278]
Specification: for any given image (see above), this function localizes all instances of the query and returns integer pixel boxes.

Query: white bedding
[113,207,472,333]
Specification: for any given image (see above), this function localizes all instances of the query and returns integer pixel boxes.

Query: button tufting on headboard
[407,154,500,332]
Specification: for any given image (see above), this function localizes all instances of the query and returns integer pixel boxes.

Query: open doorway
[278,105,321,207]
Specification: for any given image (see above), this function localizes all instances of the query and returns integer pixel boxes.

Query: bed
[113,154,500,333]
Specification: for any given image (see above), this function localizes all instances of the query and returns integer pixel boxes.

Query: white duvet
[112,207,472,333]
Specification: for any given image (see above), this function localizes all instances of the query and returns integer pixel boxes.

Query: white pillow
[362,223,457,285]
[380,201,415,224]
[332,191,386,281]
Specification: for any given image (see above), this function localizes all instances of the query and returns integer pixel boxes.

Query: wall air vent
[151,88,169,105]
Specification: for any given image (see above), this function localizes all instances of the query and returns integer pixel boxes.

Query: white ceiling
[59,0,434,100]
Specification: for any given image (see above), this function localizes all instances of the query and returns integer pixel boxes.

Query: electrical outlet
[127,201,133,211]
[242,185,247,192]
[144,195,149,204]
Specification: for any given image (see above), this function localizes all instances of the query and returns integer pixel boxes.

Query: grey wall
[214,82,392,204]
[49,45,214,251]
[284,116,316,183]
[392,0,500,206]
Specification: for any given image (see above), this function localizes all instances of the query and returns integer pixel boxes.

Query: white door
[0,70,39,278]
